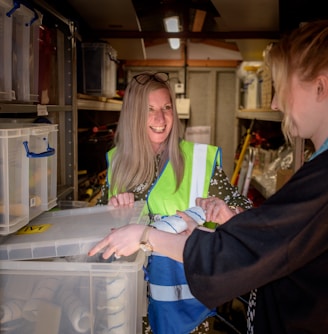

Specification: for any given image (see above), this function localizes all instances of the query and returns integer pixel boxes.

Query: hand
[177,211,198,236]
[196,197,242,225]
[109,192,135,208]
[88,224,145,259]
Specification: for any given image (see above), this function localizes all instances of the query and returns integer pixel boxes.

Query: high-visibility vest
[106,140,221,207]
[146,141,221,334]
[107,140,221,333]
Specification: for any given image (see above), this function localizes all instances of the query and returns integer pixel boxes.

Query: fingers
[88,234,113,258]
[109,196,119,207]
[88,227,120,259]
[109,193,134,207]
[89,237,120,260]
[204,199,222,222]
[177,211,189,220]
[195,197,237,225]
[88,224,143,259]
[177,211,198,232]
[117,192,134,206]
[196,196,222,209]
[195,197,203,207]
[196,197,223,215]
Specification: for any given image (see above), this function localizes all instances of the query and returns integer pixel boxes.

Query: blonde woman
[105,72,252,334]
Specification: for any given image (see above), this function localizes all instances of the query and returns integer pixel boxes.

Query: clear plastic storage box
[11,3,40,102]
[0,203,149,334]
[19,123,57,220]
[0,1,40,102]
[12,4,34,102]
[56,200,89,210]
[82,42,117,98]
[0,125,29,234]
[0,123,58,235]
[0,0,13,101]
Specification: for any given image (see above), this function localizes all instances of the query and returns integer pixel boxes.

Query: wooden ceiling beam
[92,30,280,39]
[200,39,239,51]
[124,58,241,67]
[192,10,206,32]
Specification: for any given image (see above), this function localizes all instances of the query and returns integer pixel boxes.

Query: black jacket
[184,149,328,333]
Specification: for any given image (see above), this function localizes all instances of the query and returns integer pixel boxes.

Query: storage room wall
[186,69,237,178]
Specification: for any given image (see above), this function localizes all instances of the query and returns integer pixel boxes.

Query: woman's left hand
[109,192,135,208]
[196,197,242,225]
[88,224,145,259]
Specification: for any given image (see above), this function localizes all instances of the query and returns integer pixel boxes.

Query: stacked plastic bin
[0,0,40,102]
[0,203,149,334]
[0,125,29,234]
[0,0,13,101]
[0,123,58,235]
[82,42,117,99]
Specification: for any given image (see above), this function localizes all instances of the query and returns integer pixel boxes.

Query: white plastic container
[0,203,149,334]
[56,200,89,210]
[24,123,58,220]
[11,4,38,102]
[0,123,58,235]
[29,10,41,103]
[0,125,30,235]
[185,126,211,144]
[0,0,13,101]
[243,70,260,109]
[82,42,117,98]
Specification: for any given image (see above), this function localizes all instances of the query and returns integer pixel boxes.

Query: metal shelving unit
[0,104,72,113]
[77,99,122,112]
[235,77,303,199]
[0,1,77,201]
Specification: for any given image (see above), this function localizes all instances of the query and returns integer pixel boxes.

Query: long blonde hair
[110,72,184,194]
[266,20,328,142]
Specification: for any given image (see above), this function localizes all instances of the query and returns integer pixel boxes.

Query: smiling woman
[103,71,252,334]
[147,88,173,153]
[107,71,184,195]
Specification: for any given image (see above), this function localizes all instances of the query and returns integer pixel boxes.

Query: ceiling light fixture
[163,16,180,50]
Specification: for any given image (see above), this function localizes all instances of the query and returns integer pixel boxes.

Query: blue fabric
[310,137,328,160]
[148,296,216,334]
[144,141,220,333]
[147,254,216,334]
[148,255,188,285]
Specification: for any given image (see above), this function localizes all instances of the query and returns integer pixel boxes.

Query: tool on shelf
[231,119,255,185]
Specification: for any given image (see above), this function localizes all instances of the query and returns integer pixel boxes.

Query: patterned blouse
[132,155,252,210]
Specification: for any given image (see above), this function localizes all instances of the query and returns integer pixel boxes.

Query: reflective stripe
[149,283,194,301]
[189,143,207,207]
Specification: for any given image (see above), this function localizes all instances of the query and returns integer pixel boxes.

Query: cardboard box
[276,168,293,191]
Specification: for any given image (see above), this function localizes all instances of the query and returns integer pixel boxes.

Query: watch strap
[139,226,153,254]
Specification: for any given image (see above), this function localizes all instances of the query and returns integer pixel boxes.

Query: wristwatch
[139,226,153,256]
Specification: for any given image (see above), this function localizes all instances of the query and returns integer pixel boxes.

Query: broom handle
[231,119,255,185]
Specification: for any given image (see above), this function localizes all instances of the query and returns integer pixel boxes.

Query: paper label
[37,104,48,116]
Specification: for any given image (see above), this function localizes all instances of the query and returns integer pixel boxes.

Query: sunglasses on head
[133,72,169,85]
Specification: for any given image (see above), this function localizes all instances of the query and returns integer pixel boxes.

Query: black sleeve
[183,150,328,309]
